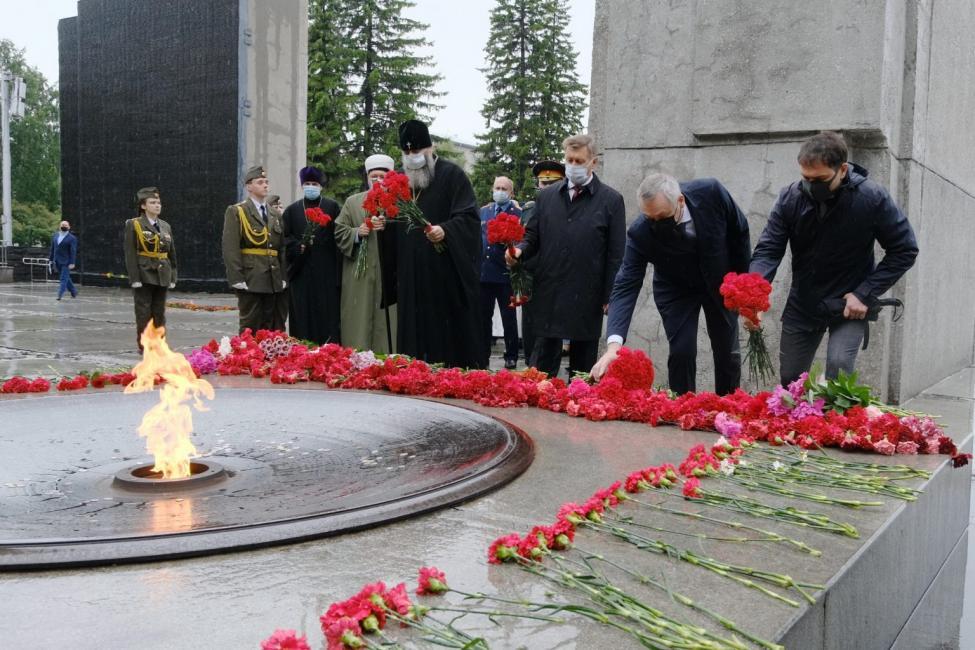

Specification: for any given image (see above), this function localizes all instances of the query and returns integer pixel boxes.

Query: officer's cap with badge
[532,160,566,183]
[244,165,267,184]
[136,187,160,205]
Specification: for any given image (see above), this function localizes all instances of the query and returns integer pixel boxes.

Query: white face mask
[403,153,427,170]
[565,163,590,186]
[492,190,510,204]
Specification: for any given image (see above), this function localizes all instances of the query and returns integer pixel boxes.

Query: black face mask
[60,227,69,232]
[801,168,840,203]
[649,217,678,236]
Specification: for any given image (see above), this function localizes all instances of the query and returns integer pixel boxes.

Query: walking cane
[376,225,393,353]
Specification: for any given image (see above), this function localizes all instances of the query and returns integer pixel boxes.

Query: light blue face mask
[564,163,590,186]
[403,153,427,170]
[303,185,322,201]
[493,190,510,204]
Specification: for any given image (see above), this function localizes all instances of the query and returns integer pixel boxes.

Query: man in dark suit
[222,165,289,333]
[592,173,751,395]
[48,220,78,300]
[124,187,177,350]
[507,134,626,378]
[479,175,521,369]
[518,160,565,365]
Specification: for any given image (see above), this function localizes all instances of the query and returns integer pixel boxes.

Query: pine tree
[470,0,587,204]
[307,0,443,200]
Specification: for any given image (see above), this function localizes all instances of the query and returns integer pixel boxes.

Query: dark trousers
[480,282,519,366]
[657,291,740,395]
[237,290,289,334]
[133,285,167,348]
[521,304,535,363]
[531,337,598,379]
[779,318,866,386]
[56,264,77,298]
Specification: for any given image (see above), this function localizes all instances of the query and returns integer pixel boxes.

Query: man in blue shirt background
[479,176,521,369]
[49,220,79,300]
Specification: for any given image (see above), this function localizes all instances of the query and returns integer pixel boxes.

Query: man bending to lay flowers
[592,173,751,395]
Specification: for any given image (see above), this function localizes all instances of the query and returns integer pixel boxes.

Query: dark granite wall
[59,0,240,289]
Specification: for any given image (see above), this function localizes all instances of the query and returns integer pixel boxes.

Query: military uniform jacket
[222,199,288,293]
[124,215,177,287]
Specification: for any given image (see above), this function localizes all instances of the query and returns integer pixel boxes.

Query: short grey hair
[637,173,681,208]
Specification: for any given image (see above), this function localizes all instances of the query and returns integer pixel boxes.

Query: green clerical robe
[334,191,397,353]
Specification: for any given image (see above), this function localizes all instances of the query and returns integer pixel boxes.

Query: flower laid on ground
[186,348,218,375]
[302,206,333,246]
[1,376,51,394]
[416,566,448,595]
[720,271,774,385]
[486,212,531,306]
[4,330,966,466]
[259,629,312,650]
[165,301,236,312]
[56,375,90,391]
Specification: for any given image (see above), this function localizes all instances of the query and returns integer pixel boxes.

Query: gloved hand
[131,282,143,288]
[232,282,248,290]
[282,280,288,290]
[168,283,176,289]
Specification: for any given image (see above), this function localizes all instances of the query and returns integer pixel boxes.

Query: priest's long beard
[403,152,437,190]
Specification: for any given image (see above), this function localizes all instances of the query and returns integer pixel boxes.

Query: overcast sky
[0,0,595,145]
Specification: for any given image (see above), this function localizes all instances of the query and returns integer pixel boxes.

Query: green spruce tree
[470,0,587,204]
[307,0,442,200]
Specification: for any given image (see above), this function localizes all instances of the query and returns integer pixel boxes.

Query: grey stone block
[891,529,967,650]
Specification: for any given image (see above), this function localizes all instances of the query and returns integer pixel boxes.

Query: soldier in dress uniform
[124,187,177,351]
[222,165,289,333]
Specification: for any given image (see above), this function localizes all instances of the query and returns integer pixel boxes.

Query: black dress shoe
[504,359,517,370]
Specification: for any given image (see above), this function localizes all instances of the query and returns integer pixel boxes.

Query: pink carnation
[260,629,311,650]
[714,412,743,438]
[895,441,919,455]
[872,439,896,455]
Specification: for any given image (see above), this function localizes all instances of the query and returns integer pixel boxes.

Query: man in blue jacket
[592,173,751,394]
[479,176,521,369]
[48,220,79,300]
[749,131,918,386]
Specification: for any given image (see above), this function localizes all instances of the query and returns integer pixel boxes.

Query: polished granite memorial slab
[0,285,971,648]
[0,376,969,649]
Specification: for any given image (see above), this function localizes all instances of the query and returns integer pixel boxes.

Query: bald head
[492,176,514,193]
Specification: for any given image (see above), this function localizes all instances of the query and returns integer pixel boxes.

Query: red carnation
[416,566,448,595]
[604,346,655,390]
[682,477,702,498]
[719,272,775,384]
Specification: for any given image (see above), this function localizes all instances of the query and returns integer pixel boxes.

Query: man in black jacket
[591,173,751,395]
[507,134,626,378]
[750,131,918,385]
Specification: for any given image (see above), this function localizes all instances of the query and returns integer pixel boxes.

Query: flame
[124,322,214,479]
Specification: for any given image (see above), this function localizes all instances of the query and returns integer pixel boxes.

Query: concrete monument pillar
[589,0,975,401]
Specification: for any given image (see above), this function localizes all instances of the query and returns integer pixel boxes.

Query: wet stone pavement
[0,282,972,648]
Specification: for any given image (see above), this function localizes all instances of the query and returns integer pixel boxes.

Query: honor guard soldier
[124,187,177,351]
[222,165,289,333]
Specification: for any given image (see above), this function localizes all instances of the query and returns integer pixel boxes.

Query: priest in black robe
[282,165,343,344]
[392,119,483,368]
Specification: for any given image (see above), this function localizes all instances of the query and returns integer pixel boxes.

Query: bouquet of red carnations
[302,206,333,246]
[487,211,531,306]
[719,271,775,385]
[364,171,444,253]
